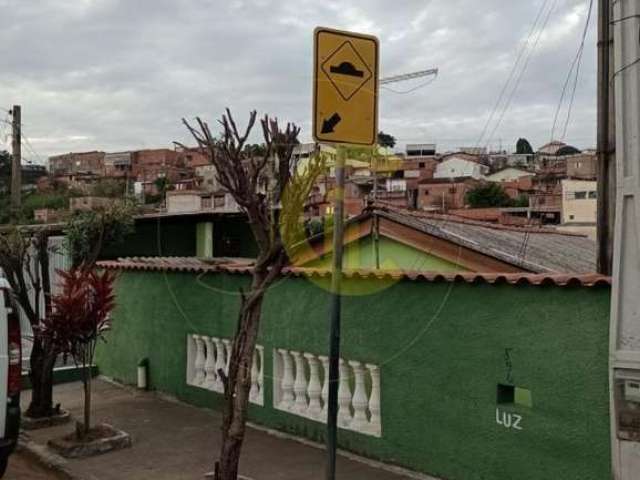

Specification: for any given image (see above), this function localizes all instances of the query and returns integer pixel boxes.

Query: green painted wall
[307,236,467,271]
[96,271,611,480]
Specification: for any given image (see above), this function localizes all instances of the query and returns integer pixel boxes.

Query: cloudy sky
[0,0,597,162]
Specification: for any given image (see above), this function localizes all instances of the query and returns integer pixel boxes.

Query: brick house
[566,152,597,180]
[104,151,133,178]
[131,149,192,194]
[49,151,105,176]
[417,178,481,212]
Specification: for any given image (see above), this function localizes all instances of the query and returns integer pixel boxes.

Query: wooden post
[10,105,21,210]
[596,0,615,275]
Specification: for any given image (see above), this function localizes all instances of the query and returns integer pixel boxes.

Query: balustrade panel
[185,334,264,406]
[273,348,381,437]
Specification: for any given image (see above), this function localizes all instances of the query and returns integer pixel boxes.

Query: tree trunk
[82,360,92,437]
[26,337,56,418]
[26,232,56,419]
[216,288,265,480]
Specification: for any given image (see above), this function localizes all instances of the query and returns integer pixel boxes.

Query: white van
[0,279,21,476]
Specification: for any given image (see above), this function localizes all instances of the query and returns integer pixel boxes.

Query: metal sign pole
[312,27,378,480]
[326,145,345,480]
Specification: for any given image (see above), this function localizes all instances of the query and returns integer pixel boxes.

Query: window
[589,191,597,199]
[419,162,425,168]
[569,215,575,220]
[449,187,456,194]
[424,189,429,196]
[497,384,533,408]
[575,191,587,200]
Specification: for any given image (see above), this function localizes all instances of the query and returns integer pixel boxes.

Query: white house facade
[434,156,489,180]
[486,168,532,183]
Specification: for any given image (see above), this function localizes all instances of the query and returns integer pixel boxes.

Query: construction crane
[379,68,438,85]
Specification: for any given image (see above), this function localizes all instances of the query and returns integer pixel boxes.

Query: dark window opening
[497,384,532,407]
[497,384,515,404]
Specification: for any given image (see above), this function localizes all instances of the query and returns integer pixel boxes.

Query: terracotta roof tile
[97,257,611,288]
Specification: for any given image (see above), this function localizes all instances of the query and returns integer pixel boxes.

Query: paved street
[6,451,63,479]
[21,380,417,480]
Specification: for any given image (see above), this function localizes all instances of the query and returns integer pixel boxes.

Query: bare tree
[0,228,57,418]
[0,204,134,419]
[184,109,325,480]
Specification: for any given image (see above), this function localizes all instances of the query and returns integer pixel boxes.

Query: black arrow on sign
[321,113,342,134]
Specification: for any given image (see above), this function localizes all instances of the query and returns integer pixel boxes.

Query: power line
[0,112,10,148]
[21,132,46,165]
[484,0,558,150]
[475,0,551,149]
[550,0,595,141]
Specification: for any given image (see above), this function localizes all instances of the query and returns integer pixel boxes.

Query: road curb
[17,432,85,480]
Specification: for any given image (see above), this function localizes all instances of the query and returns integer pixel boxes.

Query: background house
[434,154,489,180]
[418,178,480,211]
[486,167,532,183]
[293,205,596,274]
[559,179,597,239]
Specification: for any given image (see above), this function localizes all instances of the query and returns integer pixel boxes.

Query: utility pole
[10,105,21,210]
[609,0,640,478]
[596,0,616,275]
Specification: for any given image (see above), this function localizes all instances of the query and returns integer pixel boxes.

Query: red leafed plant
[39,267,116,439]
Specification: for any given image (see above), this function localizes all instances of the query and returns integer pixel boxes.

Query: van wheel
[0,456,7,477]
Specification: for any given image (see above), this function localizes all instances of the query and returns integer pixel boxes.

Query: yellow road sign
[313,27,379,146]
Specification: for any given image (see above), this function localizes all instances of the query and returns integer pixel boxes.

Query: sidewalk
[21,379,415,480]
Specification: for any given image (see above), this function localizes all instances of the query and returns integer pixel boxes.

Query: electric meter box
[625,380,640,403]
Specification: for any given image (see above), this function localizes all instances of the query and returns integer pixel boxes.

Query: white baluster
[193,335,206,385]
[186,335,196,385]
[278,349,295,410]
[203,336,217,390]
[305,353,322,420]
[319,355,329,421]
[257,346,264,405]
[349,360,368,431]
[222,339,232,375]
[291,351,309,414]
[366,363,381,436]
[337,359,352,427]
[213,337,226,392]
[250,349,260,403]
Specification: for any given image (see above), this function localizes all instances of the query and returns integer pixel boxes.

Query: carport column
[196,221,214,258]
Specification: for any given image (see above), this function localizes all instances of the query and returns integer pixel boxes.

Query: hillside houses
[38,139,598,238]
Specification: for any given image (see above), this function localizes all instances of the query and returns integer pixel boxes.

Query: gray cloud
[0,0,597,161]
